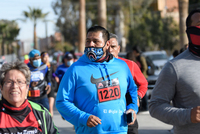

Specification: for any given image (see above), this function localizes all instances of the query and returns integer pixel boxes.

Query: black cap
[64,52,73,60]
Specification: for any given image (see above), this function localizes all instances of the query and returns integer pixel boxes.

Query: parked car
[142,50,168,76]
[142,50,169,99]
[118,52,127,58]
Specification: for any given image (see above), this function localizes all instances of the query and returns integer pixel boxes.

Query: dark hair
[41,51,48,57]
[172,50,179,57]
[87,26,110,42]
[69,50,77,59]
[186,9,200,27]
[132,46,141,53]
[126,51,136,62]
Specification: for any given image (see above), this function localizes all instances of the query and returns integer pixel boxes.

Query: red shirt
[118,57,148,98]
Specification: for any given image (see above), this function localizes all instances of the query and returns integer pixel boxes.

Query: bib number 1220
[98,85,121,102]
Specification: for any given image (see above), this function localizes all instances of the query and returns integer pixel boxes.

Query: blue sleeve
[126,67,138,114]
[55,69,91,126]
[55,66,63,81]
[55,66,60,77]
[45,66,51,86]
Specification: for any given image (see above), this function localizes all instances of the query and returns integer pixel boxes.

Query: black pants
[128,119,138,134]
[140,93,148,111]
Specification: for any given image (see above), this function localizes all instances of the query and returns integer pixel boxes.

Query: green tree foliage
[52,0,179,52]
[128,10,179,51]
[54,41,73,52]
[52,0,79,50]
[23,7,49,49]
[0,20,20,55]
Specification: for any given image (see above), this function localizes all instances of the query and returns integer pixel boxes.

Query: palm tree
[98,0,107,28]
[78,0,86,53]
[23,7,49,49]
[0,20,20,55]
[0,23,7,55]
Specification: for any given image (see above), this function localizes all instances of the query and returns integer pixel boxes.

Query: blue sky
[0,0,57,42]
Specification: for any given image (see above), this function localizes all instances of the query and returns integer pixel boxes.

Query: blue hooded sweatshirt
[55,63,70,81]
[56,54,138,134]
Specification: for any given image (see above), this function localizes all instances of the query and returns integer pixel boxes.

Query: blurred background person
[172,49,180,58]
[55,52,74,84]
[126,51,137,63]
[69,50,78,62]
[41,51,56,117]
[0,60,58,133]
[180,44,189,53]
[27,49,51,110]
[132,46,148,112]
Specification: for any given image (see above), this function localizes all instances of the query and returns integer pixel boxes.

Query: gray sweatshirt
[149,49,200,134]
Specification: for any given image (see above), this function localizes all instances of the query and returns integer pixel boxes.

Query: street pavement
[53,105,173,134]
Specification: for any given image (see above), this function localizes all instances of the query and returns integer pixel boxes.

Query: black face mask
[186,26,200,56]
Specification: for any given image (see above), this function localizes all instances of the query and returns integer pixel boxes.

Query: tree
[98,0,107,28]
[128,10,179,51]
[23,7,49,49]
[0,20,20,55]
[79,0,86,53]
[52,0,79,50]
[52,0,179,52]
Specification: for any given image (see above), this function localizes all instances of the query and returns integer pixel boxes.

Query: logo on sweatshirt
[90,71,119,84]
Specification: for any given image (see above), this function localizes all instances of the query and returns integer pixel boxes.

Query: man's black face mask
[186,26,200,56]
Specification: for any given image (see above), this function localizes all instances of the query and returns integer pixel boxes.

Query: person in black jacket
[41,51,57,117]
[0,60,59,134]
[27,49,51,110]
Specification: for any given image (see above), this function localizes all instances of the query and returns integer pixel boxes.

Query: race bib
[96,78,121,103]
[28,88,40,97]
[31,71,44,81]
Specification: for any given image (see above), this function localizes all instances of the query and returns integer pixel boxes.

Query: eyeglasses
[4,80,27,87]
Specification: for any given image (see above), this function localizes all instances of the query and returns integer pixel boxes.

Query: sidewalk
[53,106,173,134]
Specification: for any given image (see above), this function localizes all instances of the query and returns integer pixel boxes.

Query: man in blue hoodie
[56,26,138,134]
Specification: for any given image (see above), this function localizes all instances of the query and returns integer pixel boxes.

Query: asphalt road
[53,105,173,134]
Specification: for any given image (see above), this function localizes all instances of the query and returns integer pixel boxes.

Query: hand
[55,76,59,83]
[126,109,137,125]
[45,85,51,94]
[191,106,200,123]
[137,97,140,107]
[87,115,101,127]
[31,81,38,87]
